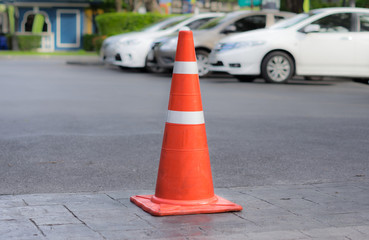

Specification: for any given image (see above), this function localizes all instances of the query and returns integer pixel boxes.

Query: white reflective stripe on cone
[173,61,198,74]
[167,110,205,124]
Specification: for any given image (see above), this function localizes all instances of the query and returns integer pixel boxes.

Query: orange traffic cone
[130,28,242,216]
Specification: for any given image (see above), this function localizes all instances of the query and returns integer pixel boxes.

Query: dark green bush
[5,34,13,49]
[92,35,106,53]
[82,34,98,51]
[95,12,171,36]
[17,35,42,51]
[356,0,369,8]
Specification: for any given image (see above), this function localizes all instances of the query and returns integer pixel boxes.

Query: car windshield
[198,11,250,30]
[269,13,312,29]
[198,16,224,29]
[142,16,189,32]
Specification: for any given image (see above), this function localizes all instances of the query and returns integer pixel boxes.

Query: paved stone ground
[1,177,369,240]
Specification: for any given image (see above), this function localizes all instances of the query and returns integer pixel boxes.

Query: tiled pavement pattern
[1,178,369,240]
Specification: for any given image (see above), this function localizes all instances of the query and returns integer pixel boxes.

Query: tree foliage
[281,0,368,13]
[95,12,170,36]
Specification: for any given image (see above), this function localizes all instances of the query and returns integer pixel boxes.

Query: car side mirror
[222,25,237,34]
[303,24,320,33]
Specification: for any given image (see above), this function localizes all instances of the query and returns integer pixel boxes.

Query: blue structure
[0,0,103,51]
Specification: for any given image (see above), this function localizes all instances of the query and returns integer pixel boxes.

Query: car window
[185,17,215,30]
[231,15,266,32]
[160,18,189,30]
[311,13,352,32]
[274,15,286,23]
[359,14,369,32]
[270,13,311,29]
[143,17,189,32]
[198,16,224,30]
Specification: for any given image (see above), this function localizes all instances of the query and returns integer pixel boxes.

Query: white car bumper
[101,44,148,68]
[101,44,121,65]
[113,44,151,68]
[102,55,121,66]
[209,48,265,76]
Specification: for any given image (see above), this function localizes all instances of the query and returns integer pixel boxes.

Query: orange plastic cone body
[130,30,242,216]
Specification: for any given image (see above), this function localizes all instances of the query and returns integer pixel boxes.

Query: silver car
[101,13,224,73]
[100,16,187,67]
[149,10,295,77]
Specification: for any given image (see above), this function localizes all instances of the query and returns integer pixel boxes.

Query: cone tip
[179,26,191,32]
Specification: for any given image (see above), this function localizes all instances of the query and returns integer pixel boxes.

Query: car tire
[261,51,294,84]
[196,50,211,78]
[235,75,256,82]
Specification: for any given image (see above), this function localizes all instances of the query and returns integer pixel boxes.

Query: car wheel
[196,50,210,77]
[261,51,294,83]
[235,75,256,82]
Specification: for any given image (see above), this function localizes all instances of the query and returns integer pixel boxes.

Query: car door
[297,13,355,76]
[352,13,369,77]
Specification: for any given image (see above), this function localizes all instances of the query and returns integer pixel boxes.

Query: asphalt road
[0,56,368,195]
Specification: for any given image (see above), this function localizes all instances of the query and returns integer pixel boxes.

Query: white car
[101,13,224,72]
[100,16,187,66]
[150,10,295,77]
[209,8,369,83]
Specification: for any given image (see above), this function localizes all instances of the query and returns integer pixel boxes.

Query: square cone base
[130,195,243,216]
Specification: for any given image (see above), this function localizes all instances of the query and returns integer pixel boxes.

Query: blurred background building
[0,0,103,51]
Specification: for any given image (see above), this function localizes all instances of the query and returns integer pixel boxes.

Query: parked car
[209,7,369,83]
[149,10,295,77]
[100,15,187,68]
[100,13,224,72]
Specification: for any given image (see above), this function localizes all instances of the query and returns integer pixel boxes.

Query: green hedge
[92,35,106,53]
[82,34,97,51]
[95,12,172,36]
[82,34,106,53]
[17,35,42,51]
[5,34,13,49]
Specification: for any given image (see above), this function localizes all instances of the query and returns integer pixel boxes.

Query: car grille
[115,54,122,61]
[211,61,224,66]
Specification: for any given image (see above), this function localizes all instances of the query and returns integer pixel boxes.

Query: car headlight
[102,39,113,49]
[102,42,109,49]
[159,37,178,51]
[215,40,265,52]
